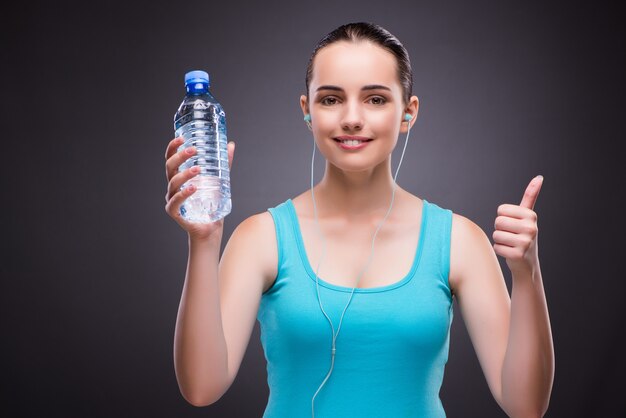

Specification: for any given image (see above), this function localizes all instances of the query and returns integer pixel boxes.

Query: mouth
[333,136,373,150]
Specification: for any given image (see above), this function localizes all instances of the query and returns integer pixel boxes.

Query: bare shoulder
[217,211,279,388]
[228,211,278,293]
[448,212,511,408]
[449,212,493,295]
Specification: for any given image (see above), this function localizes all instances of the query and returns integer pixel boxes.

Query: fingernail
[536,175,544,181]
[191,166,200,173]
[185,147,195,154]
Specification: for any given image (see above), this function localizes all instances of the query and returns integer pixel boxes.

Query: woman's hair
[305,22,413,105]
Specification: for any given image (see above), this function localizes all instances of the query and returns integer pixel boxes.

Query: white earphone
[305,111,414,417]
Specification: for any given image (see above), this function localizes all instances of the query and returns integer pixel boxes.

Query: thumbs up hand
[493,176,544,277]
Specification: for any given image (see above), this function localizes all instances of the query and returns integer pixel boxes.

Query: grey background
[2,0,623,417]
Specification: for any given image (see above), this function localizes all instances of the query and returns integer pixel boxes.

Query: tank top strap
[418,199,454,297]
[266,198,453,297]
[265,199,299,293]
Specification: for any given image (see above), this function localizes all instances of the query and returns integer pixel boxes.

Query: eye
[368,96,387,105]
[320,96,339,106]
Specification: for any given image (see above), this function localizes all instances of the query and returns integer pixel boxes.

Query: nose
[341,100,363,131]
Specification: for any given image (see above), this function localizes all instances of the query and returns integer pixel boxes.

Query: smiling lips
[334,135,373,150]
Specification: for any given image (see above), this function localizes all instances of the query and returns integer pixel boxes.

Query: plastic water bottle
[174,70,231,223]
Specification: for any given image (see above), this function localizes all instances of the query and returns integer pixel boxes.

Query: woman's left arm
[493,176,554,417]
[450,176,554,418]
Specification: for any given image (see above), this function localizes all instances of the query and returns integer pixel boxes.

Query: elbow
[178,376,231,407]
[500,376,553,418]
[503,402,550,418]
[181,386,227,407]
[174,363,232,407]
[185,396,216,408]
[500,390,551,418]
[510,412,548,418]
[184,392,214,408]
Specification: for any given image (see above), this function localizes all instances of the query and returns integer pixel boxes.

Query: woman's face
[300,41,417,173]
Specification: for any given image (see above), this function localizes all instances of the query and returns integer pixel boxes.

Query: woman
[164,22,554,418]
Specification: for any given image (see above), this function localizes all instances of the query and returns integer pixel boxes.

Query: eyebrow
[315,84,392,92]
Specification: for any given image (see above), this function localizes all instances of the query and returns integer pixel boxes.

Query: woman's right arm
[175,214,277,406]
[174,231,228,405]
[165,138,274,406]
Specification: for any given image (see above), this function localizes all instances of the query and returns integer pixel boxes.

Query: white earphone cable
[310,118,413,418]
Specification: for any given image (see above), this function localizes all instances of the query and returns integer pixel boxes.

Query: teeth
[341,140,364,146]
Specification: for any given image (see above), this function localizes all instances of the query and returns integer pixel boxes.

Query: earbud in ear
[404,113,412,121]
[304,114,312,130]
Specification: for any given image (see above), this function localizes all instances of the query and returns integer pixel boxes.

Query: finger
[520,175,544,210]
[494,216,536,234]
[227,141,235,169]
[493,243,522,260]
[165,146,197,181]
[165,182,197,221]
[492,230,522,247]
[165,137,184,161]
[497,204,537,221]
[166,166,201,202]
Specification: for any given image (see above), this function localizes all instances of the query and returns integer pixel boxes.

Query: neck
[312,156,403,221]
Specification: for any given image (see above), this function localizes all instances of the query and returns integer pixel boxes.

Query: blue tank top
[257,198,454,417]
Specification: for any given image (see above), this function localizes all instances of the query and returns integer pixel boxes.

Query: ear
[400,96,419,133]
[300,95,309,118]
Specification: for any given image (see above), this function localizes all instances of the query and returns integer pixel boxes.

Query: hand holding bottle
[173,70,232,223]
[164,137,236,241]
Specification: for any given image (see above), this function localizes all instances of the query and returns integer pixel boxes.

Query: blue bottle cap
[185,70,210,86]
